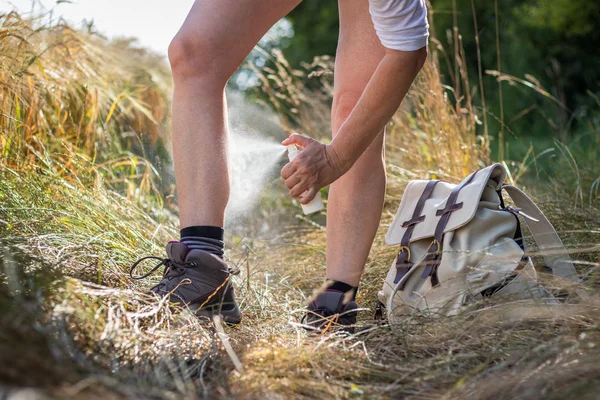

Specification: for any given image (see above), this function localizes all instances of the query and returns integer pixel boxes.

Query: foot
[302,290,358,334]
[130,241,242,324]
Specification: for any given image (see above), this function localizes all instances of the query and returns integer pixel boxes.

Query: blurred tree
[429,0,600,157]
[284,0,600,156]
[279,0,600,158]
[284,0,339,66]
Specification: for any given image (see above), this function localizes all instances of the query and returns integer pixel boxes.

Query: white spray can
[287,145,325,215]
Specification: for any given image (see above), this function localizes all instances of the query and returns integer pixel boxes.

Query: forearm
[330,47,427,168]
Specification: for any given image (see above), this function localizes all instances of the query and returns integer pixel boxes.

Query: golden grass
[1,10,599,400]
[0,11,171,203]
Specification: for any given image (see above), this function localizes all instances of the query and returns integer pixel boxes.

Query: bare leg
[326,0,387,286]
[169,0,301,229]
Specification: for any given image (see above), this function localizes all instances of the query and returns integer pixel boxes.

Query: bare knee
[168,32,230,86]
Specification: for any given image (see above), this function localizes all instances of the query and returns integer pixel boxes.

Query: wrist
[328,140,355,173]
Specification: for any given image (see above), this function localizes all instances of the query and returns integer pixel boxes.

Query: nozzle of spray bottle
[286,145,325,215]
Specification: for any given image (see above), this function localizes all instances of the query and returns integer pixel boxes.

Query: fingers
[284,172,301,190]
[280,161,296,180]
[282,133,315,149]
[299,187,318,204]
[289,179,311,198]
[280,133,322,204]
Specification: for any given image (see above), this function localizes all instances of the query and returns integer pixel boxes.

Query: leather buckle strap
[402,215,426,228]
[395,246,412,290]
[433,171,477,244]
[420,239,441,285]
[397,246,411,263]
[423,171,478,286]
[394,180,439,285]
[436,202,464,216]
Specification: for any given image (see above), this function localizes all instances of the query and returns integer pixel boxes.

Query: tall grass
[252,44,489,183]
[0,11,172,204]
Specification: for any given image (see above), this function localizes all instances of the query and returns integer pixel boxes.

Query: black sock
[327,280,358,301]
[180,226,225,258]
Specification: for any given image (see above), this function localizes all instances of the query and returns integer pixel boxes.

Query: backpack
[378,163,580,324]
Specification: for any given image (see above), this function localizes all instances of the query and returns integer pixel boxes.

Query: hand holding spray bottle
[286,145,325,215]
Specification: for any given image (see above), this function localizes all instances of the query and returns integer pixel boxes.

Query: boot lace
[129,256,198,281]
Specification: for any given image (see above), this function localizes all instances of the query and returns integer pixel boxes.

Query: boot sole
[194,305,242,325]
[188,285,242,325]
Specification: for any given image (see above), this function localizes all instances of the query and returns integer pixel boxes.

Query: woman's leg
[326,0,387,287]
[169,0,301,229]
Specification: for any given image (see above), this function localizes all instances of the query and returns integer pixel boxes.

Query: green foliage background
[284,0,600,161]
[284,1,339,66]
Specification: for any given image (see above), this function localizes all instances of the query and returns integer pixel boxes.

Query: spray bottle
[287,145,325,215]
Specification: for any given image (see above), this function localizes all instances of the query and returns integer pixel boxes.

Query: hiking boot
[302,290,358,334]
[130,241,242,324]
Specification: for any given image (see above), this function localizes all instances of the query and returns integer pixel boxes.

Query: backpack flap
[385,164,508,247]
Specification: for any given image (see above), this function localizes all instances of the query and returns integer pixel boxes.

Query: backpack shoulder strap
[502,185,578,282]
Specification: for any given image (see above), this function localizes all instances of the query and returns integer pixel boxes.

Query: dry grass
[1,10,599,400]
[0,11,172,204]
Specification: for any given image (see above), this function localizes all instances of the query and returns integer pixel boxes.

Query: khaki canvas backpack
[378,163,580,324]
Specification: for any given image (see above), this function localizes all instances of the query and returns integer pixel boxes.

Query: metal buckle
[397,246,411,263]
[429,239,441,254]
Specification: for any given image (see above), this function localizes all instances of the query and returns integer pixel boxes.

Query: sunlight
[0,0,194,54]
